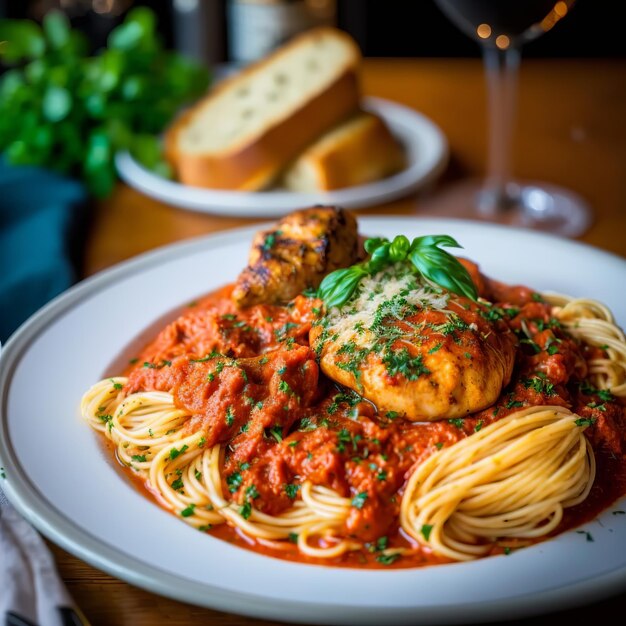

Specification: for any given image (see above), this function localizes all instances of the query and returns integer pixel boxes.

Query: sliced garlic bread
[165,27,361,191]
[281,110,406,192]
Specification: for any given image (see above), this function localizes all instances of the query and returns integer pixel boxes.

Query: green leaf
[42,86,72,122]
[4,140,30,165]
[43,10,71,50]
[130,133,172,178]
[108,7,157,52]
[367,242,391,272]
[364,237,387,254]
[0,20,45,62]
[409,244,477,301]
[318,266,368,309]
[411,234,462,250]
[389,235,410,262]
[86,132,111,169]
[85,164,115,198]
[0,7,209,198]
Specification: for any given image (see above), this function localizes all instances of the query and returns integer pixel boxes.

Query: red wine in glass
[429,0,591,237]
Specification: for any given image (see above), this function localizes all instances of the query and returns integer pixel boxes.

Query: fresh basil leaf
[389,235,410,262]
[367,243,391,272]
[409,246,477,301]
[0,20,45,61]
[411,234,463,250]
[43,10,71,50]
[42,86,72,122]
[318,266,368,309]
[364,237,387,254]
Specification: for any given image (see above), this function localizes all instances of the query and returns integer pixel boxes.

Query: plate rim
[2,217,626,624]
[114,96,450,217]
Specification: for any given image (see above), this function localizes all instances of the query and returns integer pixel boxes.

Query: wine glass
[427,0,591,237]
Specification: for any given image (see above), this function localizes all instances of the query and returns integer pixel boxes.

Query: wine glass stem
[481,44,521,215]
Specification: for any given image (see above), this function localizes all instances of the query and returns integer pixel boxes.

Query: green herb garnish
[0,8,209,196]
[318,234,477,308]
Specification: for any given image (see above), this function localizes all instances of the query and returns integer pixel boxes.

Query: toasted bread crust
[164,27,362,191]
[283,111,406,191]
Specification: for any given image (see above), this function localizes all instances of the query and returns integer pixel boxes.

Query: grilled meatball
[232,206,359,307]
[310,269,516,421]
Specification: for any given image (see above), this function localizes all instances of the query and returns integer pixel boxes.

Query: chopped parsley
[180,504,195,518]
[191,350,221,363]
[245,485,259,500]
[278,380,293,395]
[448,418,465,429]
[587,401,607,412]
[383,349,430,381]
[575,417,596,428]
[226,471,243,493]
[576,530,594,542]
[274,323,298,341]
[266,425,283,443]
[522,373,556,396]
[239,501,252,520]
[428,342,443,354]
[580,381,615,403]
[519,338,541,354]
[131,454,147,463]
[262,231,281,251]
[546,341,560,355]
[171,478,184,491]
[143,359,171,369]
[351,492,368,509]
[376,553,400,565]
[169,444,189,460]
[420,524,434,541]
[284,483,300,499]
[225,406,235,426]
[298,417,316,432]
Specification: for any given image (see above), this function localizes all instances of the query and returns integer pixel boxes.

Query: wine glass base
[418,180,593,238]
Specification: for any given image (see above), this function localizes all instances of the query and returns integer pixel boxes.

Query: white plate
[114,97,448,217]
[1,218,626,625]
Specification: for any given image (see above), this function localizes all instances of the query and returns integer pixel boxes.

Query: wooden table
[54,58,626,625]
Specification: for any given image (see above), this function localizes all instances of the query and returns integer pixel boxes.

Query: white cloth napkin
[0,485,86,626]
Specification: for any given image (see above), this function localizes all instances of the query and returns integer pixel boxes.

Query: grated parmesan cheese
[323,265,450,351]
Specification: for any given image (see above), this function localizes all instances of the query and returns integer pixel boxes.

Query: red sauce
[115,277,626,569]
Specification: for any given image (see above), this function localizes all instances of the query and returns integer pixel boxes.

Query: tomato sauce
[116,278,626,569]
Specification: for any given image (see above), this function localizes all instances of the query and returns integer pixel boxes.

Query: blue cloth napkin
[0,161,88,344]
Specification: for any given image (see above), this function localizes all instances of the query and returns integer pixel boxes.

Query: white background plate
[1,217,626,625]
[114,97,449,217]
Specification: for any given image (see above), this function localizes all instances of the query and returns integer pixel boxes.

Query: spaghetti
[80,263,626,567]
[544,294,626,397]
[400,406,595,561]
